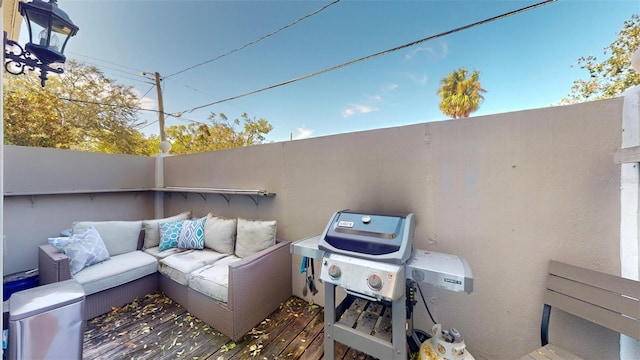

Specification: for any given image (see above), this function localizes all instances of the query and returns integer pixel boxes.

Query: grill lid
[319,210,415,264]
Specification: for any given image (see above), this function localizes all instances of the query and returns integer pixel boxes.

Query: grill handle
[345,289,380,302]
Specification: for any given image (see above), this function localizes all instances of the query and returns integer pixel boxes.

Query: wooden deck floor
[83,293,376,360]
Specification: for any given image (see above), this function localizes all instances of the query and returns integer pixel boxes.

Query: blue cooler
[3,270,39,301]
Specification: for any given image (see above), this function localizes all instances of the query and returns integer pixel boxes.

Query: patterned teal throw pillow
[178,217,206,250]
[159,221,184,251]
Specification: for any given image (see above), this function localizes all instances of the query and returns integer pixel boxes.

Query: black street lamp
[4,0,79,87]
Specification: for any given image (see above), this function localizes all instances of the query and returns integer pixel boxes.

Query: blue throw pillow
[178,217,206,250]
[48,226,110,275]
[159,221,184,251]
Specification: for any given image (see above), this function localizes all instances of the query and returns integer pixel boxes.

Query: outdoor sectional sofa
[37,211,292,341]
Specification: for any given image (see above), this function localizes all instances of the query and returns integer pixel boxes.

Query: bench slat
[547,274,639,319]
[544,344,585,360]
[544,289,640,339]
[518,344,584,360]
[549,260,640,299]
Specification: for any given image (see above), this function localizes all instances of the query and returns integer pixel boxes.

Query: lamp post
[4,0,79,87]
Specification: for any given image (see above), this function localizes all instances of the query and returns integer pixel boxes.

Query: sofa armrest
[38,244,72,285]
[227,238,292,314]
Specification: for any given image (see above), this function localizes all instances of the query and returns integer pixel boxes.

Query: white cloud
[342,104,378,117]
[131,88,157,111]
[341,87,389,118]
[403,72,428,86]
[383,83,398,92]
[405,46,434,60]
[439,42,450,58]
[405,41,450,61]
[294,127,314,140]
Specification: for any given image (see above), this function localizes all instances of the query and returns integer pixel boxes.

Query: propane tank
[419,324,475,360]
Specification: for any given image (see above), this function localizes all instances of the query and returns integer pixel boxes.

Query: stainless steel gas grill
[290,210,475,360]
[319,210,415,360]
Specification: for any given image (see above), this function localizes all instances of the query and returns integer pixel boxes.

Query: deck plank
[246,300,322,358]
[83,293,379,360]
[277,308,325,359]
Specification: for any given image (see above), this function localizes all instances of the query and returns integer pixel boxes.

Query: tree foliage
[4,60,155,155]
[437,67,486,119]
[165,112,273,155]
[562,14,640,104]
[4,61,274,155]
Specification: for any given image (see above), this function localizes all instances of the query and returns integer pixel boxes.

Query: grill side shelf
[290,235,324,260]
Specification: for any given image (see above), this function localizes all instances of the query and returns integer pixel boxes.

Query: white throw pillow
[204,214,237,255]
[235,218,277,258]
[49,226,110,275]
[72,220,142,256]
[142,211,192,249]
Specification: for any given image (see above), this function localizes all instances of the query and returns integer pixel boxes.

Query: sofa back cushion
[204,214,236,255]
[235,218,277,258]
[72,220,142,256]
[142,211,192,249]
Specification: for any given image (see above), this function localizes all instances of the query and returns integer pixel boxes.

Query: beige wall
[2,98,624,359]
[3,146,156,273]
[4,146,155,194]
[2,0,22,42]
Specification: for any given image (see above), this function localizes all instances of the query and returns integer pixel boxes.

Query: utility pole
[142,71,170,154]
[154,72,166,142]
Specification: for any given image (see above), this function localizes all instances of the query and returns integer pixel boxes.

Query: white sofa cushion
[204,214,236,255]
[73,250,157,296]
[143,246,187,259]
[72,220,142,257]
[142,211,192,249]
[235,218,277,258]
[188,255,242,303]
[158,249,228,285]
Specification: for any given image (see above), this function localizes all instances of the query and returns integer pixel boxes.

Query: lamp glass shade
[19,0,79,64]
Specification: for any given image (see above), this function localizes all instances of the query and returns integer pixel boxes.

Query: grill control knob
[328,264,341,279]
[367,274,383,291]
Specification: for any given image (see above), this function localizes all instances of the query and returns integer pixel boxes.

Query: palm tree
[437,68,486,119]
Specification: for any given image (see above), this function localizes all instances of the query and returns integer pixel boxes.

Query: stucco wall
[3,146,156,273]
[162,98,623,359]
[1,98,624,359]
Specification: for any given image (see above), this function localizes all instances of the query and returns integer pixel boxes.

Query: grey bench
[519,260,640,360]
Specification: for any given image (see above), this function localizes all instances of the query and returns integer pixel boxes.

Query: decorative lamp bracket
[4,32,63,87]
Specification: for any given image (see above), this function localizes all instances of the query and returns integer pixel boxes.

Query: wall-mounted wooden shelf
[3,188,148,197]
[614,146,640,164]
[152,187,276,206]
[4,187,276,206]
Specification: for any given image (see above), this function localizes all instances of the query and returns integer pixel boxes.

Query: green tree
[4,60,156,155]
[563,14,640,103]
[437,67,486,119]
[165,112,273,155]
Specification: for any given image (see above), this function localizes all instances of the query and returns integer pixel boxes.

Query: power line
[68,51,146,75]
[140,84,156,99]
[164,77,298,134]
[164,0,341,79]
[58,96,165,115]
[67,52,154,85]
[178,0,556,116]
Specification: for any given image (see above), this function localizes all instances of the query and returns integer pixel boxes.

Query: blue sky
[20,0,640,142]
